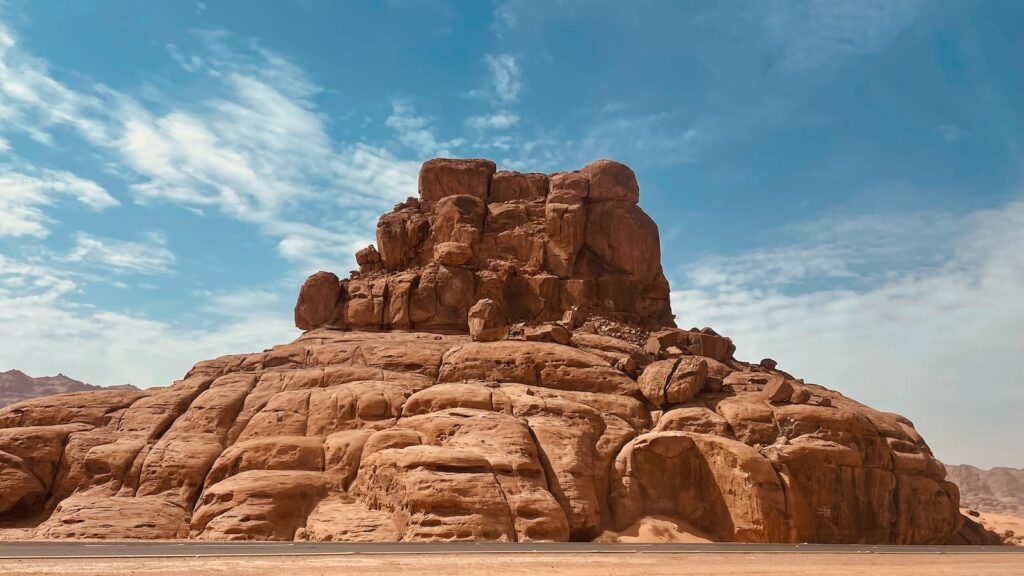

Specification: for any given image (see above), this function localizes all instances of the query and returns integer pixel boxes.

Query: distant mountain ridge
[947,464,1024,517]
[0,369,138,408]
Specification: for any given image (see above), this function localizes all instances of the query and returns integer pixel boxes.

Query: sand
[0,553,1021,576]
[968,508,1024,546]
[596,515,714,543]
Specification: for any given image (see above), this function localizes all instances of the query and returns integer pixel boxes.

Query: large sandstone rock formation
[0,159,977,544]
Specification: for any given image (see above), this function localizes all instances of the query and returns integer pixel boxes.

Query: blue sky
[0,0,1021,468]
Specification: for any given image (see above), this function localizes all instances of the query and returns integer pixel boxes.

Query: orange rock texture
[0,159,976,544]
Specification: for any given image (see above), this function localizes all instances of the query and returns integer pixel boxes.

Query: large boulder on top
[418,158,496,208]
[293,271,342,331]
[580,159,639,203]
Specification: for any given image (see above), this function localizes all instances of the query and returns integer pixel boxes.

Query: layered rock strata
[0,158,974,545]
[294,159,674,332]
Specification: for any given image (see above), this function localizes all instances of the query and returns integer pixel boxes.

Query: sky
[0,0,1020,468]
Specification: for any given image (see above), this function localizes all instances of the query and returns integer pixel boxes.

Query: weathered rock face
[0,158,969,545]
[293,158,675,332]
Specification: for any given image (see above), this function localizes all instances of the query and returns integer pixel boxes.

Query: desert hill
[947,464,1024,517]
[0,370,137,409]
[0,159,992,544]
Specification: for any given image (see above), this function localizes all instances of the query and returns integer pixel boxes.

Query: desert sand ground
[0,553,1021,576]
[970,509,1024,546]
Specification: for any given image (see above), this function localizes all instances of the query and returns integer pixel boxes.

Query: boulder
[547,172,589,204]
[294,271,342,331]
[579,159,639,204]
[419,158,496,208]
[583,202,661,284]
[355,245,382,273]
[764,379,796,403]
[376,206,430,271]
[523,323,572,345]
[489,171,548,203]
[468,299,508,342]
[638,357,708,405]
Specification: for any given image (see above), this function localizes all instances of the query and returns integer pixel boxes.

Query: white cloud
[467,111,520,130]
[761,0,921,71]
[577,114,705,167]
[0,20,419,276]
[671,198,1024,468]
[500,112,709,172]
[0,168,118,238]
[0,254,296,388]
[200,288,283,318]
[687,210,962,290]
[492,3,518,35]
[165,43,203,72]
[63,232,176,275]
[484,54,521,104]
[385,99,464,158]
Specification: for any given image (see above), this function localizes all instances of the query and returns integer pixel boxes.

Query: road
[0,541,1021,558]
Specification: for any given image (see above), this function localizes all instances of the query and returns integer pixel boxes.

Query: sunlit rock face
[0,158,969,544]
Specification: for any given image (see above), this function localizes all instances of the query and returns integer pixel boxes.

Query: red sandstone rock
[419,158,496,208]
[294,157,674,332]
[638,357,708,406]
[0,158,967,547]
[294,271,343,331]
[490,171,548,203]
[468,299,508,342]
[764,378,796,403]
[579,159,639,204]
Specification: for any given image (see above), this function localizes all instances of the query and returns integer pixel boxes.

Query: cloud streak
[0,167,118,238]
[63,232,176,275]
[484,54,522,104]
[0,20,419,276]
[671,198,1024,468]
[761,0,921,71]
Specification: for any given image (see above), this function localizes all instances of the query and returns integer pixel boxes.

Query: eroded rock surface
[0,158,968,545]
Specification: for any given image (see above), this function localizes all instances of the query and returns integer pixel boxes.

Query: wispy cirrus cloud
[671,197,1024,468]
[760,0,921,71]
[0,167,118,238]
[63,232,176,275]
[385,99,465,158]
[0,252,295,387]
[484,54,522,104]
[466,111,520,131]
[0,18,419,275]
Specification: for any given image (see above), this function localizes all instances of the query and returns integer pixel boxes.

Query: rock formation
[947,465,1024,518]
[0,158,979,544]
[294,158,673,333]
[0,370,137,409]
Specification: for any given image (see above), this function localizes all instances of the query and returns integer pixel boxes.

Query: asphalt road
[0,542,1022,558]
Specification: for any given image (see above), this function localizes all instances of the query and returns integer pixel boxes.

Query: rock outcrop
[0,370,137,409]
[296,158,674,332]
[947,465,1024,517]
[0,158,970,544]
